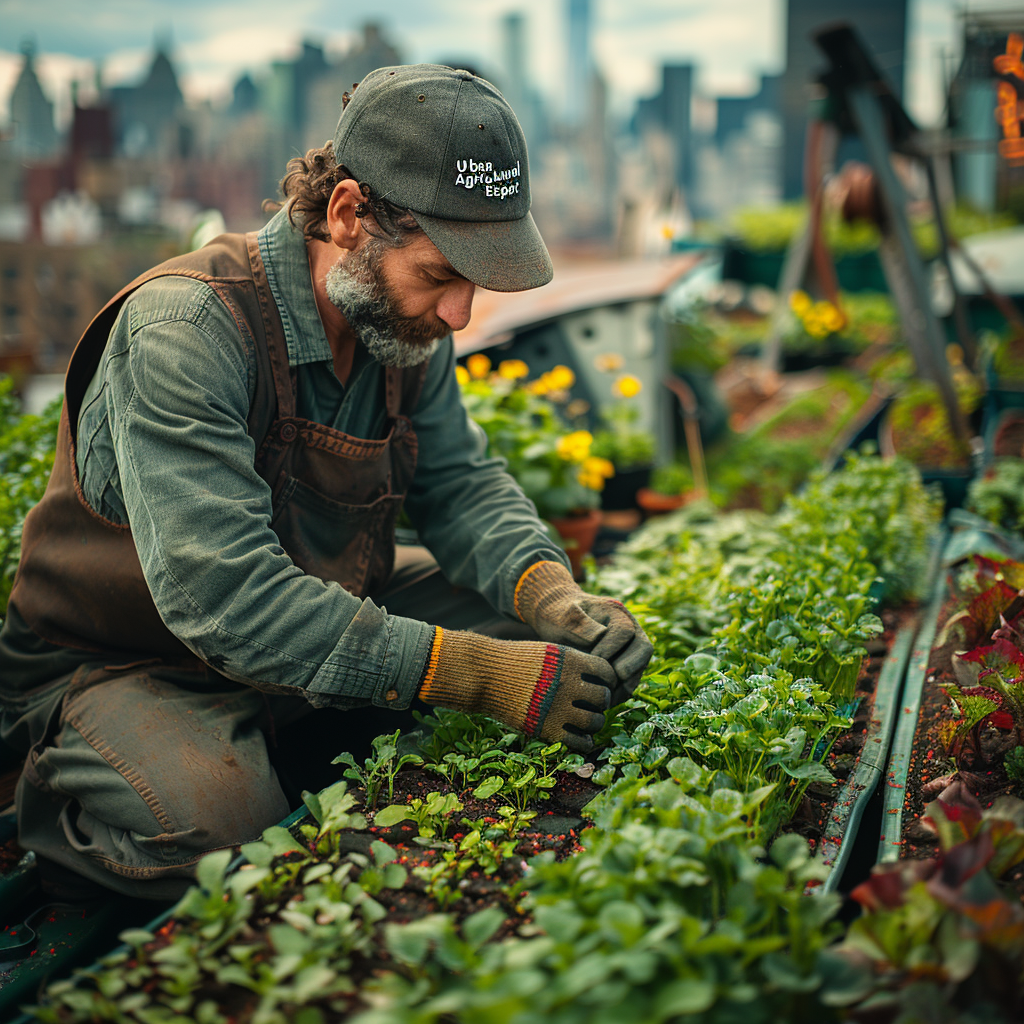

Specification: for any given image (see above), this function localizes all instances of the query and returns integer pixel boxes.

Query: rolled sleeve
[102,277,432,708]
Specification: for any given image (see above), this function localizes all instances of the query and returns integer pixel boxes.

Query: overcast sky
[0,0,1021,131]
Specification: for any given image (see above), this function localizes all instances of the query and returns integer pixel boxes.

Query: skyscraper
[501,12,532,143]
[566,0,592,128]
[781,0,908,198]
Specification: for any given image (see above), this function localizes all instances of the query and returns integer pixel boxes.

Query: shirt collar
[257,206,333,367]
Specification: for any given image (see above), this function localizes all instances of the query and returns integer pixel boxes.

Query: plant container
[879,517,1024,873]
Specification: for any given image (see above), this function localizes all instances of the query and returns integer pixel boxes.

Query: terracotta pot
[549,508,602,580]
[636,487,689,516]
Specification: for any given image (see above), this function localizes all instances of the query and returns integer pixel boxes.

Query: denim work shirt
[61,209,567,709]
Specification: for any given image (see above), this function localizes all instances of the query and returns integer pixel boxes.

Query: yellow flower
[822,306,845,333]
[556,430,593,462]
[789,290,812,316]
[582,456,615,479]
[578,468,606,492]
[498,359,529,380]
[467,353,492,379]
[455,364,470,386]
[613,374,642,398]
[547,364,576,390]
[805,315,830,339]
[595,353,624,373]
[528,377,550,396]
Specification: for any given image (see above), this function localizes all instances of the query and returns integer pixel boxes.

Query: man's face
[325,231,476,368]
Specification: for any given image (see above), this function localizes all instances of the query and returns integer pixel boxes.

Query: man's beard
[324,239,446,368]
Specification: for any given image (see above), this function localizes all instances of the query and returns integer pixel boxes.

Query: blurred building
[108,40,185,159]
[949,11,1024,216]
[565,0,592,129]
[780,0,908,199]
[8,41,59,160]
[530,1,615,247]
[302,25,402,155]
[498,12,546,154]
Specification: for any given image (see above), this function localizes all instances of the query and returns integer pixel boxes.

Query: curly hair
[264,141,422,247]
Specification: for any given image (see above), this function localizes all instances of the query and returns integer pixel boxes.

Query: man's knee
[19,667,290,886]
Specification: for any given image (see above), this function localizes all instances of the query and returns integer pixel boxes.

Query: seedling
[374,791,464,843]
[333,729,423,809]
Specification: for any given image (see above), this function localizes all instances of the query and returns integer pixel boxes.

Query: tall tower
[501,12,530,136]
[566,0,592,128]
[9,39,60,159]
[781,0,908,198]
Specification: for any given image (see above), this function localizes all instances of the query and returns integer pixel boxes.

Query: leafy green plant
[369,773,844,1024]
[706,372,871,513]
[590,400,656,471]
[29,783,409,1024]
[888,373,983,470]
[649,461,693,497]
[332,729,424,809]
[298,778,368,858]
[967,459,1024,534]
[22,452,950,1023]
[411,815,522,910]
[374,791,464,842]
[826,787,1024,1023]
[1006,745,1024,793]
[0,376,61,615]
[470,745,580,811]
[985,326,1024,383]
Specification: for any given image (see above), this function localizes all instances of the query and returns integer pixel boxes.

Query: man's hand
[514,560,653,704]
[417,628,613,753]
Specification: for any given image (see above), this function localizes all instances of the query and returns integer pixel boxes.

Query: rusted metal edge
[877,534,951,865]
[817,618,920,894]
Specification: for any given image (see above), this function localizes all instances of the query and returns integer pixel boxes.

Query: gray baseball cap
[333,64,553,293]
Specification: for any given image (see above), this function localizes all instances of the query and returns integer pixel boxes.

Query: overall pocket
[270,479,404,597]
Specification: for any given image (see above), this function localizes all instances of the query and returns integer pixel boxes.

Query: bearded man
[0,65,651,901]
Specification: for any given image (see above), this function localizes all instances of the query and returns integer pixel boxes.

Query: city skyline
[2,0,1019,132]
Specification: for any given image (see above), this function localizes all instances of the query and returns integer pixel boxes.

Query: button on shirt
[66,209,566,709]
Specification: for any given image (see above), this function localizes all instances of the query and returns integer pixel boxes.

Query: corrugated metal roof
[453,253,704,356]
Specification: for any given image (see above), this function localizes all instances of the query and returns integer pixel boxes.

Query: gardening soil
[73,768,600,1024]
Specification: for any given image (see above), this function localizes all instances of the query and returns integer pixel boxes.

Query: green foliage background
[0,377,62,617]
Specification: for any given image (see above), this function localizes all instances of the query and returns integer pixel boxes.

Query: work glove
[514,560,653,705]
[417,627,614,753]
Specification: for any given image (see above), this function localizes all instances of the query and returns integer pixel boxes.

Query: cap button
[457,70,473,81]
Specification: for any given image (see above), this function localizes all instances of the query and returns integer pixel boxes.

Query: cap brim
[410,210,554,292]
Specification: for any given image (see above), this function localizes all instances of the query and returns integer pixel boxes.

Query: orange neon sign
[995,33,1024,166]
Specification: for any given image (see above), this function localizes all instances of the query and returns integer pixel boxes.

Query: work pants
[1,548,531,901]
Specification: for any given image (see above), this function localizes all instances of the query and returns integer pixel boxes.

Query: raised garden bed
[13,452,965,1023]
[883,523,1024,889]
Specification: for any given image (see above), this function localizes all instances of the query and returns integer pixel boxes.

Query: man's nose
[437,279,476,332]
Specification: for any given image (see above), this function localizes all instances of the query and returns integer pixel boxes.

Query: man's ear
[326,179,365,251]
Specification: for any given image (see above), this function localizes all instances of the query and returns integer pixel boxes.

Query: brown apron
[8,232,427,659]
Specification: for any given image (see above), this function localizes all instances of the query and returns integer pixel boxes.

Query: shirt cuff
[302,599,436,711]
